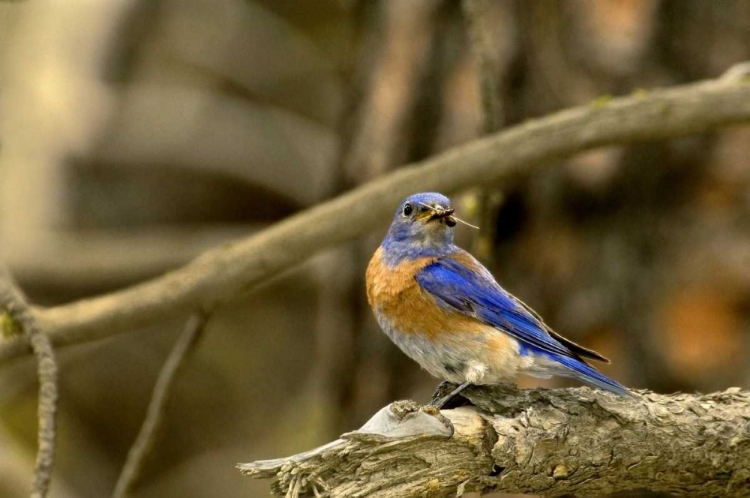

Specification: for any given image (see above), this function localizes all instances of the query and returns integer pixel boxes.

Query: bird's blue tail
[549,355,631,397]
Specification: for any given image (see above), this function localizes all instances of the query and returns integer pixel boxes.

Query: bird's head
[382,192,457,260]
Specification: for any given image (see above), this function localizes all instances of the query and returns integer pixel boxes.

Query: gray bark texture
[239,385,750,497]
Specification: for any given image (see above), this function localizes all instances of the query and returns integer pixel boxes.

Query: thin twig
[0,266,58,498]
[2,70,750,364]
[112,311,210,498]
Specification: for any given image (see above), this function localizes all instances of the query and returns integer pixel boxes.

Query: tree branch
[0,267,58,498]
[239,385,750,497]
[112,311,210,498]
[461,0,507,262]
[462,0,504,133]
[2,70,750,363]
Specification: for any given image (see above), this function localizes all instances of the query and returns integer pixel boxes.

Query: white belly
[378,314,535,384]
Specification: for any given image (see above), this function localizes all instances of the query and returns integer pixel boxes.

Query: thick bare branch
[0,267,58,498]
[7,226,258,290]
[239,385,750,497]
[2,72,750,363]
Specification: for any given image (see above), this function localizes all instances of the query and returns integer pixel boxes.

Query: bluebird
[366,192,629,407]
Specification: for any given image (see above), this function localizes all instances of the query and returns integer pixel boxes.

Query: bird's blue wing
[415,253,630,396]
[415,255,577,359]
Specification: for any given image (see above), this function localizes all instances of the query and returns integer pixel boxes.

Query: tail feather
[546,329,610,363]
[539,354,631,397]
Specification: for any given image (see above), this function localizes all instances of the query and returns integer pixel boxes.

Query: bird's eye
[403,203,413,216]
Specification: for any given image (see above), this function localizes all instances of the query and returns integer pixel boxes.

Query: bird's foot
[429,381,472,409]
[388,400,454,437]
[420,404,454,437]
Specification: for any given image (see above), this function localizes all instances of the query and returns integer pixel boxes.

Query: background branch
[0,267,58,498]
[112,311,210,498]
[239,385,750,497]
[2,72,750,364]
[461,0,506,262]
[462,0,504,133]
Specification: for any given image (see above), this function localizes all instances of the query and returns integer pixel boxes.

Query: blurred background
[1,0,749,496]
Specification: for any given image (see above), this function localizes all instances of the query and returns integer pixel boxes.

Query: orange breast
[366,247,488,342]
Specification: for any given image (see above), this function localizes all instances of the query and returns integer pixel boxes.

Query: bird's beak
[420,206,457,227]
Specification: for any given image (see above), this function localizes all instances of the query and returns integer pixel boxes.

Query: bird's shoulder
[414,248,499,293]
[442,248,494,277]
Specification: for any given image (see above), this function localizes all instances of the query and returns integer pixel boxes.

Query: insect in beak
[416,202,477,229]
[428,208,456,226]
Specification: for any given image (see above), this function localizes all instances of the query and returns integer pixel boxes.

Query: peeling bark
[239,385,750,497]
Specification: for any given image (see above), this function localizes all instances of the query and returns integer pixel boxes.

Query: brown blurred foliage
[0,1,749,497]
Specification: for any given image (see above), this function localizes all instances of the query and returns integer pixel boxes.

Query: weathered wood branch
[239,385,750,497]
[0,267,58,498]
[2,70,750,363]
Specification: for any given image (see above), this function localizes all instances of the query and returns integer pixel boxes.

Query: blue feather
[543,353,631,397]
[416,257,574,358]
[416,255,630,396]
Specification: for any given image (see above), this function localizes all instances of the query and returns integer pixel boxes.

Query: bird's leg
[431,381,471,408]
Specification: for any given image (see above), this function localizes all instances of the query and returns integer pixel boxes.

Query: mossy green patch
[1,312,23,338]
[590,94,614,109]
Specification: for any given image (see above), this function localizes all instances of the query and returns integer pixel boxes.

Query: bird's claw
[420,405,454,437]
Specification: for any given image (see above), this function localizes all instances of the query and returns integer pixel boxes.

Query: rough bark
[0,268,58,498]
[239,385,750,497]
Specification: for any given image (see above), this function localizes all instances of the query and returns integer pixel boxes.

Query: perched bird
[366,192,629,406]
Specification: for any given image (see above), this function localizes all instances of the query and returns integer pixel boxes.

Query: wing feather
[415,253,602,362]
